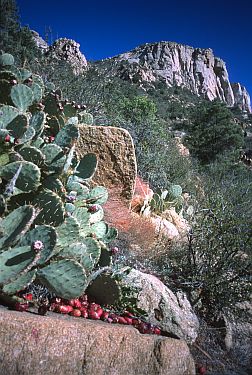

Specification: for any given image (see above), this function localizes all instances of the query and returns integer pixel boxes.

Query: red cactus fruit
[23,293,33,301]
[57,305,70,314]
[70,309,81,317]
[10,79,17,85]
[110,246,119,255]
[118,316,128,325]
[4,134,10,142]
[101,310,110,320]
[80,307,88,318]
[48,136,55,143]
[88,310,100,320]
[124,317,133,325]
[153,327,161,335]
[88,204,99,213]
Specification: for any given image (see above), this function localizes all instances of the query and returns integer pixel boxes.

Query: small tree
[185,100,244,163]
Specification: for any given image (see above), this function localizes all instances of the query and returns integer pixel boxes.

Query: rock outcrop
[122,269,199,344]
[46,38,88,74]
[0,306,195,375]
[107,41,251,112]
[76,125,137,207]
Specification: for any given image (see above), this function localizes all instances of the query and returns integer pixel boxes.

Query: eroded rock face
[46,37,88,75]
[76,125,137,207]
[110,41,251,112]
[0,307,195,375]
[122,269,199,344]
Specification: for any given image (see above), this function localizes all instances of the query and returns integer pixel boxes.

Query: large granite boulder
[0,307,195,375]
[122,269,199,344]
[76,125,137,207]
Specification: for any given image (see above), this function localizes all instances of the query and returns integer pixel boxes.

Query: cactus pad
[0,105,19,128]
[54,123,79,148]
[0,53,15,66]
[0,161,41,192]
[42,143,66,172]
[88,186,108,205]
[20,225,57,264]
[2,269,37,295]
[0,246,37,285]
[6,113,29,139]
[18,146,45,167]
[37,259,88,299]
[75,153,97,180]
[33,189,65,226]
[0,205,36,249]
[11,84,34,112]
[30,111,46,136]
[87,274,120,305]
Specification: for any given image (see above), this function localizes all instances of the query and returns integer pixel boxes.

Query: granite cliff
[108,41,251,112]
[32,32,251,112]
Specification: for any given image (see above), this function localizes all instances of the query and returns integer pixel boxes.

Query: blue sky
[17,0,252,96]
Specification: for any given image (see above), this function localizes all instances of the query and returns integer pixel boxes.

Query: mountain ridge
[32,32,251,113]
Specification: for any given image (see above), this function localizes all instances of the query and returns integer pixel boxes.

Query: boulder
[0,306,195,375]
[76,125,137,207]
[122,269,199,344]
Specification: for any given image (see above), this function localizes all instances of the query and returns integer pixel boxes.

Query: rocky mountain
[103,41,251,113]
[32,32,251,112]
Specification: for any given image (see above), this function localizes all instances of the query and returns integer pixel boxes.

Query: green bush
[185,100,244,163]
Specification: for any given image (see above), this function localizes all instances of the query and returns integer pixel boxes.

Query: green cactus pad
[18,68,32,82]
[0,105,19,128]
[37,259,88,299]
[0,205,36,249]
[75,153,97,181]
[0,80,12,105]
[87,274,120,305]
[30,111,46,136]
[0,161,41,192]
[11,84,34,112]
[63,103,77,118]
[0,53,15,66]
[18,126,36,144]
[20,225,57,264]
[90,221,107,239]
[73,207,91,229]
[56,216,80,249]
[88,186,108,205]
[98,248,112,267]
[18,146,45,167]
[31,137,44,149]
[89,205,104,224]
[58,242,92,270]
[47,116,60,136]
[66,180,89,196]
[90,221,118,243]
[0,246,37,286]
[54,123,79,148]
[0,153,9,167]
[6,113,29,139]
[30,83,43,102]
[168,184,183,199]
[2,269,37,295]
[44,92,58,116]
[67,116,78,125]
[78,111,93,125]
[32,74,44,93]
[45,82,55,92]
[33,189,65,226]
[43,176,65,195]
[42,143,66,172]
[65,203,75,214]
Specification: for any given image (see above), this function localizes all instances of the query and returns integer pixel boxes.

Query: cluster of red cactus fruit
[14,293,161,336]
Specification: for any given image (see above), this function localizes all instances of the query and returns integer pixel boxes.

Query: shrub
[185,100,244,163]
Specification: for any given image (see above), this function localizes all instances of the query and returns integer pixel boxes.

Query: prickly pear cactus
[0,53,119,303]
